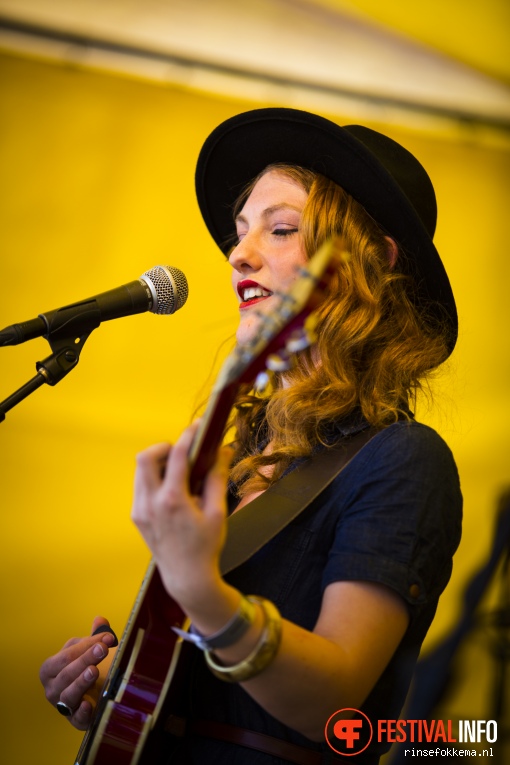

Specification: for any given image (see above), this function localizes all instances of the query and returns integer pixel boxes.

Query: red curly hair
[228,164,450,497]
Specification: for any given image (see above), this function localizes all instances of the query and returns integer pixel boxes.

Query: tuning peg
[266,351,295,372]
[272,290,298,320]
[286,330,311,353]
[286,318,318,353]
[254,370,273,393]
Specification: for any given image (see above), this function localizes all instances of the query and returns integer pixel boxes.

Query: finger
[62,636,84,650]
[161,420,201,495]
[54,628,113,709]
[60,618,109,651]
[68,699,95,731]
[135,443,172,491]
[91,616,118,647]
[58,662,100,722]
[202,445,234,522]
[41,632,105,686]
[90,615,110,635]
[42,638,111,702]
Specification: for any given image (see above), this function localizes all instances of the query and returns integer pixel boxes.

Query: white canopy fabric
[0,0,509,137]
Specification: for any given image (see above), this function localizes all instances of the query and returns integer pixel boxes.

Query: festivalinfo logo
[325,709,498,757]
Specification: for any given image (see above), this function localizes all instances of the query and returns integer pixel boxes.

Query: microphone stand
[0,302,101,423]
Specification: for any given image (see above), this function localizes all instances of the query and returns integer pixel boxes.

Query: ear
[384,236,399,270]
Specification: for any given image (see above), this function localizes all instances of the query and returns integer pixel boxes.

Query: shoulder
[321,420,462,607]
[367,418,455,456]
[312,419,462,528]
[346,420,460,490]
[338,420,463,534]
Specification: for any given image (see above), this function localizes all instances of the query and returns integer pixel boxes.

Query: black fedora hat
[195,107,457,355]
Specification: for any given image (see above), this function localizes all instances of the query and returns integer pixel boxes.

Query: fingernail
[84,667,95,681]
[92,643,105,659]
[102,632,117,647]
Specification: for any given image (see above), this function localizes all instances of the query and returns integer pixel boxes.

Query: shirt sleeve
[321,421,463,612]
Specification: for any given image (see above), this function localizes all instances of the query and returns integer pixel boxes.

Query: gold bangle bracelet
[204,596,282,683]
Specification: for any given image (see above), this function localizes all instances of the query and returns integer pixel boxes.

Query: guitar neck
[188,377,239,495]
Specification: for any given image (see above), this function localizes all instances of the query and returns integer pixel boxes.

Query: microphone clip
[36,327,96,387]
[0,302,102,423]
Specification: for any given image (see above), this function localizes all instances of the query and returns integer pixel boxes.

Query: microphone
[0,265,189,346]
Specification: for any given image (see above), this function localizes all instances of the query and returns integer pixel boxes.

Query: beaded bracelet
[172,593,256,651]
[205,596,282,683]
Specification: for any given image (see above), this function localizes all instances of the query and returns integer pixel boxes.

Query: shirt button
[409,584,421,599]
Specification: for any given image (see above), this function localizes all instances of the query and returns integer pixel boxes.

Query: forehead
[238,170,308,217]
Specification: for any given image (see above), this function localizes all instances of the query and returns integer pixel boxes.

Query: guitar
[74,237,340,765]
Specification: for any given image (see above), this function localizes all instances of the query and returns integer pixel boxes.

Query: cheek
[277,251,308,287]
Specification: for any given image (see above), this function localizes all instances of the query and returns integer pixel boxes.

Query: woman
[40,108,462,764]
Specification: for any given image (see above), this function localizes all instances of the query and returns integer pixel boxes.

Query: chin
[236,316,259,345]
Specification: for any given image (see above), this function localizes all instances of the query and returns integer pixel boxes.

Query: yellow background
[0,49,509,763]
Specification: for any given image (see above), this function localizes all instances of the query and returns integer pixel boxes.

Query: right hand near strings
[39,615,118,731]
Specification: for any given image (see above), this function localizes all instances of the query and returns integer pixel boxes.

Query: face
[229,170,308,345]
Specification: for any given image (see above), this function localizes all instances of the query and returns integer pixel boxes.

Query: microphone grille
[141,265,189,315]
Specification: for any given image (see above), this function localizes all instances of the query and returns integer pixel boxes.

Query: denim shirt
[182,419,463,764]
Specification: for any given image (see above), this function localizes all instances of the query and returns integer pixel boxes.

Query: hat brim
[195,108,457,354]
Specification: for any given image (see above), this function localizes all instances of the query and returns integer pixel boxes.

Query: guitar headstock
[188,236,343,493]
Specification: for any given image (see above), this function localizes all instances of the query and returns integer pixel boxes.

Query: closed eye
[231,226,298,249]
[273,228,298,236]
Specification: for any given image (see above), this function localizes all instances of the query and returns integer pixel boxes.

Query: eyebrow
[235,203,303,225]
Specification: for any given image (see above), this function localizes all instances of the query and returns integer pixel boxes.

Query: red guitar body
[75,564,190,764]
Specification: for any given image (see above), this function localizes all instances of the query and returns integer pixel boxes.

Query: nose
[228,231,262,274]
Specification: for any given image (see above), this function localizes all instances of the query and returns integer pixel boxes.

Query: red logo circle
[325,708,373,756]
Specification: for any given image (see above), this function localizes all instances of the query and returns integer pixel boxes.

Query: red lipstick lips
[237,279,273,309]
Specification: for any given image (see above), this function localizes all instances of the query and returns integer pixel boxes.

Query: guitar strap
[220,427,377,575]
